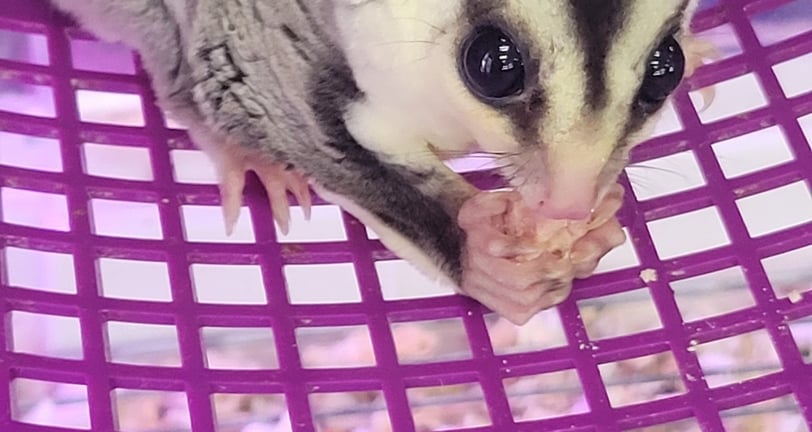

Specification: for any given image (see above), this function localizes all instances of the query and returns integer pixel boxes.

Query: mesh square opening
[788,318,812,364]
[112,388,191,432]
[376,259,455,301]
[98,258,172,302]
[91,198,163,239]
[761,245,812,300]
[284,263,361,304]
[648,100,683,137]
[297,325,376,369]
[647,207,730,259]
[690,74,767,124]
[202,326,279,370]
[737,181,812,238]
[720,394,809,432]
[212,392,288,431]
[105,321,181,367]
[82,143,153,181]
[10,311,83,359]
[800,113,812,148]
[774,51,812,98]
[310,390,389,432]
[504,368,588,422]
[599,351,685,407]
[276,205,348,243]
[191,263,267,305]
[170,149,218,184]
[3,246,77,294]
[390,318,471,364]
[692,23,742,62]
[712,126,795,179]
[0,29,48,65]
[670,266,756,322]
[750,0,812,46]
[0,81,55,117]
[76,89,145,127]
[626,151,706,201]
[693,329,783,388]
[11,378,90,429]
[407,382,491,430]
[486,308,567,355]
[0,131,62,172]
[181,205,256,243]
[69,38,136,74]
[1,187,70,231]
[579,288,663,340]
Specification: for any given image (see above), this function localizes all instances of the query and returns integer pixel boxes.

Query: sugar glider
[51,0,700,324]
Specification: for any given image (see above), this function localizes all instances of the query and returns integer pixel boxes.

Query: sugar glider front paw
[458,191,573,325]
[457,188,626,326]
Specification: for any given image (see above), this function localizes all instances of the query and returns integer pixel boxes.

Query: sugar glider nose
[516,176,598,220]
[534,185,597,220]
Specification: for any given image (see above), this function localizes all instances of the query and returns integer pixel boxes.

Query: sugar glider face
[332,0,697,219]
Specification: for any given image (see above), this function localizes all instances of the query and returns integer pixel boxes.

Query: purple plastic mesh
[1,0,811,431]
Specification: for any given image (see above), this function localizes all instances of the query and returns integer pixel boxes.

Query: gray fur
[50,0,697,286]
[51,0,471,281]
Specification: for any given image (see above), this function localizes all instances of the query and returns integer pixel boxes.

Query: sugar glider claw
[215,150,312,236]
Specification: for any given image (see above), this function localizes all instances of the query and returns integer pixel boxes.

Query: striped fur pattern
[51,0,698,286]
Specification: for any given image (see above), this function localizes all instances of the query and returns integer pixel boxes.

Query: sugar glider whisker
[51,0,701,324]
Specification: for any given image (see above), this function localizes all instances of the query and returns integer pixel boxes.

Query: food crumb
[788,290,803,304]
[640,269,659,283]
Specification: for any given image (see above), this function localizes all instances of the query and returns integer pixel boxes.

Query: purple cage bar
[0,0,811,431]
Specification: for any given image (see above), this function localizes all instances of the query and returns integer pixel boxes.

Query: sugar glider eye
[637,34,685,109]
[460,26,525,100]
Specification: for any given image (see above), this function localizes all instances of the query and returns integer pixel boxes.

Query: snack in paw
[457,184,626,325]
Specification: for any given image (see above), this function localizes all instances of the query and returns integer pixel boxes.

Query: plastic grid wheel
[0,0,811,431]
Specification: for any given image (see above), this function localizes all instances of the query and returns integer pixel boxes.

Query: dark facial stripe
[463,0,504,24]
[569,0,630,110]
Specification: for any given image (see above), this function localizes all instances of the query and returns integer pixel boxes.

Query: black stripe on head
[463,0,504,23]
[569,0,630,110]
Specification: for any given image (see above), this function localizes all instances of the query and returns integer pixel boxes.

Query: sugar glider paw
[217,153,312,236]
[571,184,626,277]
[457,191,574,325]
[571,216,626,278]
[456,187,626,325]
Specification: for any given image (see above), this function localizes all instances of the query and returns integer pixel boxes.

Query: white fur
[332,0,694,212]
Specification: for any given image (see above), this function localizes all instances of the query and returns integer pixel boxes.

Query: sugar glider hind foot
[219,151,312,236]
[190,130,312,236]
